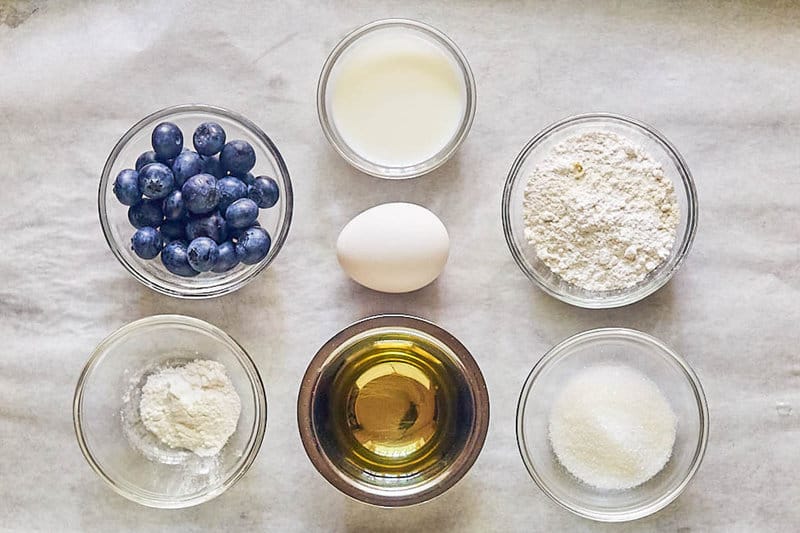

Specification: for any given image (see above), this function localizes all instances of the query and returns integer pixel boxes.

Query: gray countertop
[1,1,798,531]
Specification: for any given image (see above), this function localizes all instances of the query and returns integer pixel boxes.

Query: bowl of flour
[74,315,267,508]
[502,113,698,308]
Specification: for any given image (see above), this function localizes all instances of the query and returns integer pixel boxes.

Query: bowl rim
[316,18,477,180]
[98,103,294,299]
[515,327,710,522]
[296,314,490,507]
[501,112,699,309]
[73,314,268,509]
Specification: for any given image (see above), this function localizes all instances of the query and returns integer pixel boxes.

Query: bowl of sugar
[516,328,708,522]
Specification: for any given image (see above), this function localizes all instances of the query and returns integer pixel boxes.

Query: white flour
[139,359,241,457]
[523,131,679,291]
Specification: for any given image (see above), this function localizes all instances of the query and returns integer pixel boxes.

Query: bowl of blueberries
[99,104,293,298]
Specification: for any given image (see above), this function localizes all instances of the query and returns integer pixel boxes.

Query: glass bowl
[73,315,267,508]
[516,328,709,522]
[297,314,489,507]
[501,113,698,308]
[99,104,294,299]
[317,19,476,179]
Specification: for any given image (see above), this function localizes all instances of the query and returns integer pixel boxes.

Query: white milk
[329,29,466,168]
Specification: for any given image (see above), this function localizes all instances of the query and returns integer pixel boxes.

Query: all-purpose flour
[139,359,241,457]
[523,131,679,291]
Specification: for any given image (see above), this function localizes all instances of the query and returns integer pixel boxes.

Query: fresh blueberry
[225,198,259,229]
[127,199,163,228]
[151,122,183,160]
[248,176,280,208]
[193,122,226,156]
[135,151,158,171]
[161,240,198,277]
[240,172,255,185]
[217,177,248,213]
[220,140,256,176]
[113,169,141,206]
[162,190,187,221]
[235,226,271,264]
[200,155,225,178]
[181,173,219,214]
[229,220,260,242]
[186,212,228,243]
[186,237,219,272]
[130,227,163,259]
[138,163,175,200]
[211,241,239,273]
[160,220,186,242]
[171,150,203,186]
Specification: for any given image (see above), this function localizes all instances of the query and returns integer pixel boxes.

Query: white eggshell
[336,202,449,293]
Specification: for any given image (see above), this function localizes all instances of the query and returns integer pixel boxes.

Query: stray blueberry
[211,241,239,273]
[138,163,175,200]
[135,151,158,171]
[220,140,256,176]
[217,177,248,213]
[225,198,259,229]
[186,212,228,243]
[200,155,225,178]
[235,226,271,264]
[248,176,280,208]
[151,122,183,160]
[131,227,163,259]
[171,150,204,187]
[193,122,227,156]
[127,199,163,229]
[161,240,198,277]
[162,190,187,221]
[187,237,219,272]
[181,173,219,214]
[160,220,186,242]
[113,169,141,206]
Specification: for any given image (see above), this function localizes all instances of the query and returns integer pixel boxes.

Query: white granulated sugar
[523,131,679,291]
[548,365,677,490]
[139,359,242,457]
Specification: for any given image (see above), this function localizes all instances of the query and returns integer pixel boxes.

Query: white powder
[548,365,677,490]
[139,359,242,457]
[523,131,679,291]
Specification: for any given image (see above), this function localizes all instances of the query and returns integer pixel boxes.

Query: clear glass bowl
[501,113,698,308]
[73,315,267,508]
[99,104,294,299]
[317,19,476,179]
[516,328,709,522]
[297,314,489,507]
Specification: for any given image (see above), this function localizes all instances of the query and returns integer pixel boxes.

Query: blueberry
[220,140,256,176]
[217,177,248,213]
[135,151,158,171]
[193,122,227,156]
[160,220,186,242]
[161,240,199,277]
[162,190,187,221]
[127,199,163,228]
[235,226,271,264]
[229,220,260,242]
[200,155,225,178]
[130,227,163,259]
[248,176,280,208]
[211,241,239,273]
[186,212,228,243]
[138,163,175,200]
[240,172,255,185]
[181,173,219,214]
[151,122,183,160]
[186,237,219,272]
[171,150,203,187]
[112,169,141,206]
[225,198,259,229]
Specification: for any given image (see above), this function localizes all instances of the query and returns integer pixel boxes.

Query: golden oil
[328,332,460,477]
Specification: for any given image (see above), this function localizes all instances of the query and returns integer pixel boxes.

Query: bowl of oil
[297,314,489,507]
